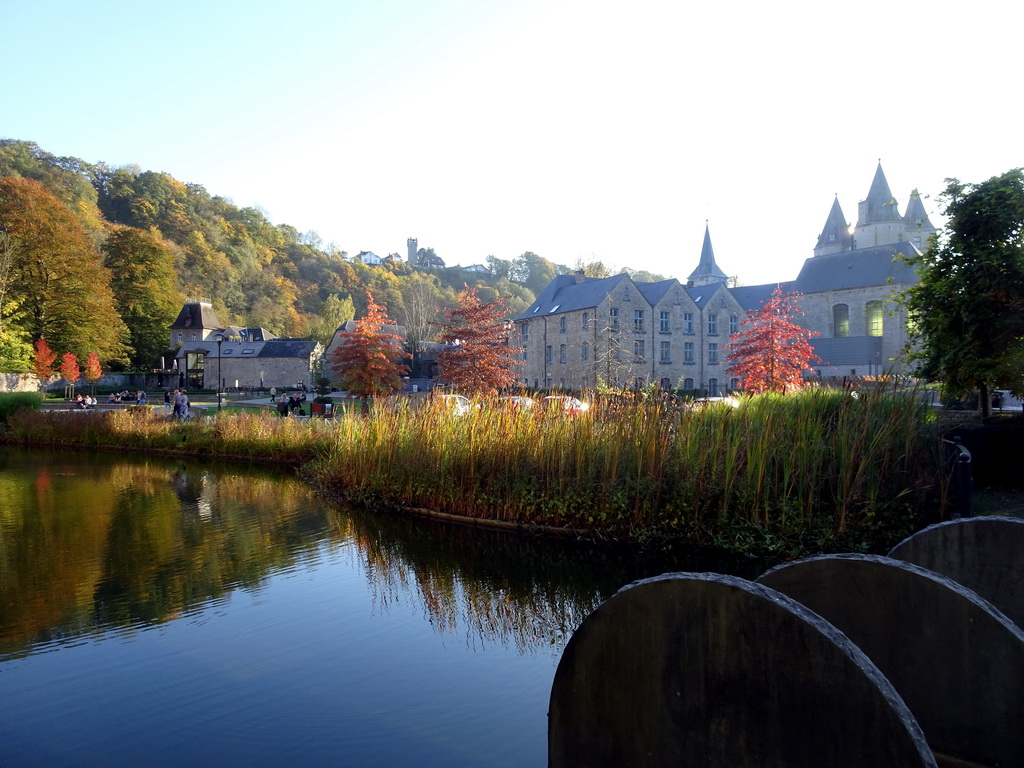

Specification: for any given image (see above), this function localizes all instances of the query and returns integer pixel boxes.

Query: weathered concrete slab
[889,516,1024,630]
[758,554,1024,768]
[549,572,936,768]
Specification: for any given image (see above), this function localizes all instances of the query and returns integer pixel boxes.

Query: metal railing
[943,437,973,519]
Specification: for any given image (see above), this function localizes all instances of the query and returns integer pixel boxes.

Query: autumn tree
[902,169,1024,414]
[435,287,523,396]
[101,225,183,370]
[726,288,820,394]
[328,292,409,410]
[83,352,103,394]
[31,338,57,391]
[0,178,128,364]
[59,352,81,400]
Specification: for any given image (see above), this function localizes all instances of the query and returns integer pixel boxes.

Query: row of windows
[528,376,741,395]
[542,341,721,365]
[833,302,884,338]
[540,312,741,336]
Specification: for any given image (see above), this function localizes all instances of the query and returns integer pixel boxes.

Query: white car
[438,394,473,416]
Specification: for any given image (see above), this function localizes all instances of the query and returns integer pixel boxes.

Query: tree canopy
[328,292,410,405]
[902,169,1024,412]
[435,287,524,396]
[726,288,819,393]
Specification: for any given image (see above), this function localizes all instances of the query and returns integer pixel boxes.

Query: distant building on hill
[515,163,935,392]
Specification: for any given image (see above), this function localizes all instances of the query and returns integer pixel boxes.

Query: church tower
[903,188,937,252]
[687,224,729,287]
[854,162,904,248]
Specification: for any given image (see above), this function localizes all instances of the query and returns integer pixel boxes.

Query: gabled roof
[860,162,902,223]
[685,282,730,309]
[792,241,919,294]
[637,278,682,306]
[223,325,276,342]
[815,197,853,251]
[687,225,728,283]
[175,338,320,360]
[514,273,630,320]
[170,302,223,330]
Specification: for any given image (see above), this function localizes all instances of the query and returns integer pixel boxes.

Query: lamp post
[216,333,224,411]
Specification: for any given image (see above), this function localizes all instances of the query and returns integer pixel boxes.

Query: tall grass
[1,388,946,555]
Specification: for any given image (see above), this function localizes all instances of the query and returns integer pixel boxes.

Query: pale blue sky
[4,0,1020,285]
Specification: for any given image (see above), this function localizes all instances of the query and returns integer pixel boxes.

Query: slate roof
[637,278,681,306]
[904,188,935,231]
[815,197,854,251]
[860,162,902,224]
[170,302,223,330]
[175,338,320,360]
[729,283,790,312]
[257,339,319,358]
[514,274,630,320]
[792,241,919,294]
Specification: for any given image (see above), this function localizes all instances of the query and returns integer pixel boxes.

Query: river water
[0,449,764,767]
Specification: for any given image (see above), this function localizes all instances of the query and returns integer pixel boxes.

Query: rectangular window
[609,307,619,330]
[545,345,552,364]
[520,322,529,343]
[708,314,718,335]
[730,315,739,335]
[660,311,670,333]
[559,316,566,334]
[684,312,694,334]
[634,340,645,360]
[559,344,567,363]
[708,342,718,365]
[582,312,589,330]
[660,340,671,363]
[634,309,644,333]
[684,342,694,364]
[581,343,589,362]
[523,348,528,362]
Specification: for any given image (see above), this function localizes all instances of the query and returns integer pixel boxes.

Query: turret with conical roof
[687,224,729,287]
[903,188,937,251]
[814,196,854,257]
[854,162,906,248]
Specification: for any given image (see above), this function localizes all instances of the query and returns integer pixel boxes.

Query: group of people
[107,390,148,405]
[74,393,97,409]
[275,391,307,417]
[165,389,191,419]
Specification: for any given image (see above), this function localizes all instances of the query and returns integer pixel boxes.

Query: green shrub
[0,392,41,423]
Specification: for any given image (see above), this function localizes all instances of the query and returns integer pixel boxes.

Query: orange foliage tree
[83,352,103,394]
[31,338,57,391]
[435,287,524,396]
[726,288,820,394]
[328,292,409,409]
[59,352,81,400]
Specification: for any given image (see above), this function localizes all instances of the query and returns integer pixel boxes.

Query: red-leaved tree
[435,287,524,396]
[726,288,820,394]
[83,352,103,394]
[59,352,81,400]
[31,338,58,392]
[329,292,410,411]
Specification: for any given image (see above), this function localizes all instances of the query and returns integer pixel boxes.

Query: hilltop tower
[407,237,418,264]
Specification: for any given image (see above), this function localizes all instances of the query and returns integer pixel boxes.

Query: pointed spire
[903,188,934,230]
[859,161,902,224]
[688,223,728,286]
[814,196,853,255]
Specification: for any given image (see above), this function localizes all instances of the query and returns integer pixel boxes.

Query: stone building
[515,163,935,391]
[169,302,322,390]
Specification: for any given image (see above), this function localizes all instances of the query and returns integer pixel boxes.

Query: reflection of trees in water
[0,452,333,656]
[333,510,635,656]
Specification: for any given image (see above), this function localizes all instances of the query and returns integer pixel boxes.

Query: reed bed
[1,387,946,555]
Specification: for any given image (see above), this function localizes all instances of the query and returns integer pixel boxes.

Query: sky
[4,0,1021,287]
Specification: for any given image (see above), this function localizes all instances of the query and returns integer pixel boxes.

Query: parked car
[691,396,740,409]
[542,395,590,415]
[496,395,537,412]
[438,393,474,416]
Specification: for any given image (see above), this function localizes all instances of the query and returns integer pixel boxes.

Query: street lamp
[215,333,224,411]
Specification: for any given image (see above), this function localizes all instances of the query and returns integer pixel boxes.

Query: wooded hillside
[0,139,575,371]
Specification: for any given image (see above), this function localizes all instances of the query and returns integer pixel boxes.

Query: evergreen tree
[435,287,523,395]
[726,288,819,393]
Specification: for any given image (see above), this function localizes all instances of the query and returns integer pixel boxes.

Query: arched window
[833,304,849,338]
[683,377,694,390]
[582,312,589,330]
[709,378,719,396]
[866,301,883,337]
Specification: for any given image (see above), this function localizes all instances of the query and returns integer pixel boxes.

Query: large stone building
[514,163,935,392]
[169,302,322,391]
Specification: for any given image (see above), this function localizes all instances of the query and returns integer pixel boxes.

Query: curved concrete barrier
[889,516,1024,630]
[549,572,936,767]
[758,554,1024,767]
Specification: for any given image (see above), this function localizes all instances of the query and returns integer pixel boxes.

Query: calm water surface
[0,449,763,767]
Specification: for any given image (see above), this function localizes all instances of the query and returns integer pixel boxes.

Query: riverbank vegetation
[0,386,947,557]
